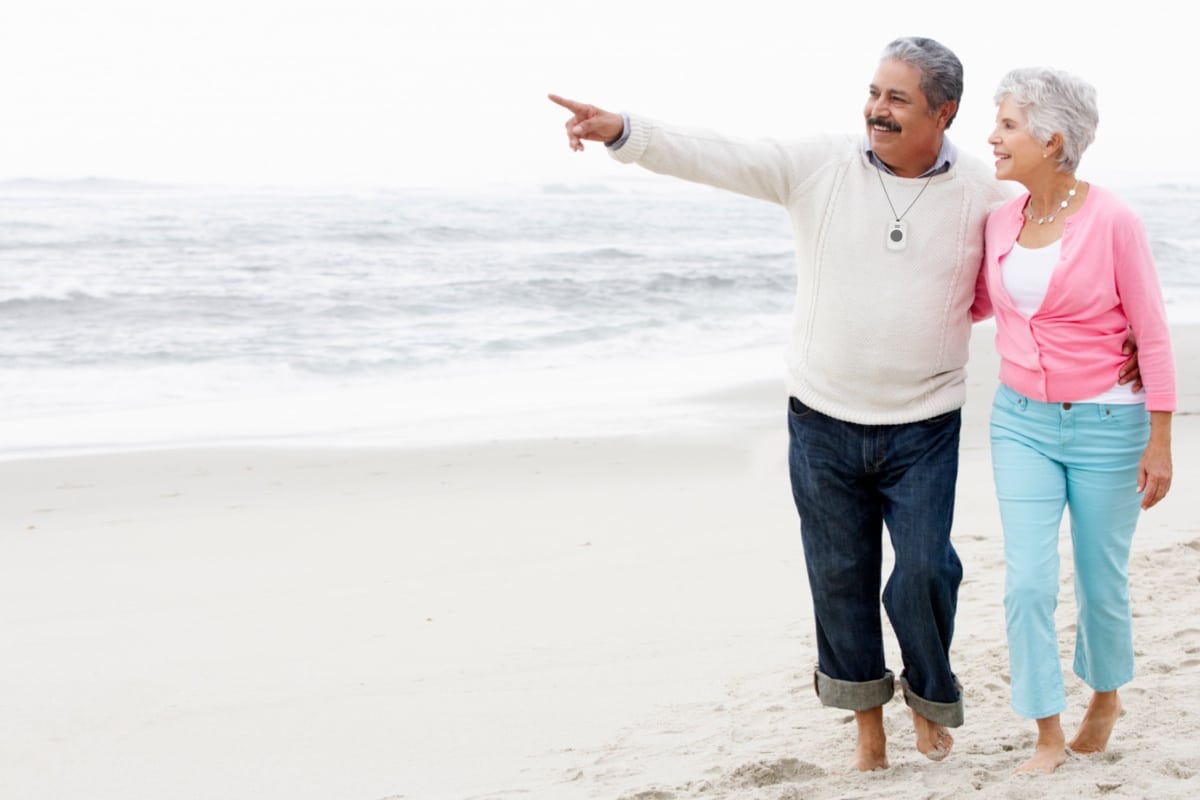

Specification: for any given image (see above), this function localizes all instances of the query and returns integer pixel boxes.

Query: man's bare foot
[912,710,953,761]
[851,707,889,771]
[1016,715,1066,774]
[1069,690,1122,753]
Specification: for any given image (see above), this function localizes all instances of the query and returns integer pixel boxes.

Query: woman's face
[988,96,1046,182]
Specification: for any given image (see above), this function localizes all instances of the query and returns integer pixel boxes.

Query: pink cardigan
[979,185,1176,411]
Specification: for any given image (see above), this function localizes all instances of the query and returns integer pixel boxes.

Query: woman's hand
[1138,411,1173,509]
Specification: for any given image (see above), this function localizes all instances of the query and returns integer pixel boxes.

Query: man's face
[863,59,954,177]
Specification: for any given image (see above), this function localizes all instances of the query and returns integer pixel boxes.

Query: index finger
[548,93,586,113]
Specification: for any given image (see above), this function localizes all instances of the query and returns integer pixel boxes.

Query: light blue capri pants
[990,384,1149,720]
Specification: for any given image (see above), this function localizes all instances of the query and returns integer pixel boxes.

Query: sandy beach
[2,324,1197,800]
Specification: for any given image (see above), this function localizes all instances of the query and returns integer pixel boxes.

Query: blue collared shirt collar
[865,136,957,177]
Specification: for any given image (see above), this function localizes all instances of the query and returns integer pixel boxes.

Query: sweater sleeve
[609,114,839,206]
[1114,213,1176,411]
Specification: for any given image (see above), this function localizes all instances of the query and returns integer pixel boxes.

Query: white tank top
[1002,242,1144,405]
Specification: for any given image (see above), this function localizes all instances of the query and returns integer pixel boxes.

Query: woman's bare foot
[1016,715,1066,774]
[1017,742,1067,774]
[1069,690,1122,753]
[911,710,953,761]
[851,707,889,771]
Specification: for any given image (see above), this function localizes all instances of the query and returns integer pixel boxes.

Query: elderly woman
[982,68,1175,774]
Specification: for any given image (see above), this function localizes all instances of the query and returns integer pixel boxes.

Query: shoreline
[6,315,1200,464]
[1,325,1196,799]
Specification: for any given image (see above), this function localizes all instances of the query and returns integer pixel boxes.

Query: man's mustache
[868,117,901,132]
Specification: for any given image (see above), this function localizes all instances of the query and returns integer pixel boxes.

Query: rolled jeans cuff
[899,674,964,728]
[813,668,895,711]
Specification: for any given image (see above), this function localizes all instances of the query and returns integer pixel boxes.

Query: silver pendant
[887,220,908,251]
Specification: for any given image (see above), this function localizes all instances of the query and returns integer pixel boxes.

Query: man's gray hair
[881,37,964,128]
[994,67,1099,173]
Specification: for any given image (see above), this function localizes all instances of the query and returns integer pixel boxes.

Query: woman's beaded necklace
[1026,178,1080,225]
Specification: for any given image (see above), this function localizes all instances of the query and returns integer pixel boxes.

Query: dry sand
[1,325,1197,799]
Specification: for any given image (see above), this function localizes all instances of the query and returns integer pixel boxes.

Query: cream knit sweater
[611,114,1011,425]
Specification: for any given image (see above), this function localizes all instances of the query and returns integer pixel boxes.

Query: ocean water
[2,178,1197,458]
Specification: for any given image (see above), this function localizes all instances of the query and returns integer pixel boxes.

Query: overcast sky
[1,1,1189,191]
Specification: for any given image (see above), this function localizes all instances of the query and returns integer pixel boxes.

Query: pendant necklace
[1026,178,1080,224]
[876,165,936,251]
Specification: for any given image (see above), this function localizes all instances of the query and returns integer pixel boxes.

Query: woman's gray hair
[994,67,1099,173]
[881,37,964,128]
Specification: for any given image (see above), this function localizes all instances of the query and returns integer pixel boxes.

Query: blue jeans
[990,385,1148,719]
[787,397,964,727]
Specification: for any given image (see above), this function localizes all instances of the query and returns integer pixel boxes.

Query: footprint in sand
[1157,759,1197,779]
[618,790,676,800]
[720,757,825,789]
